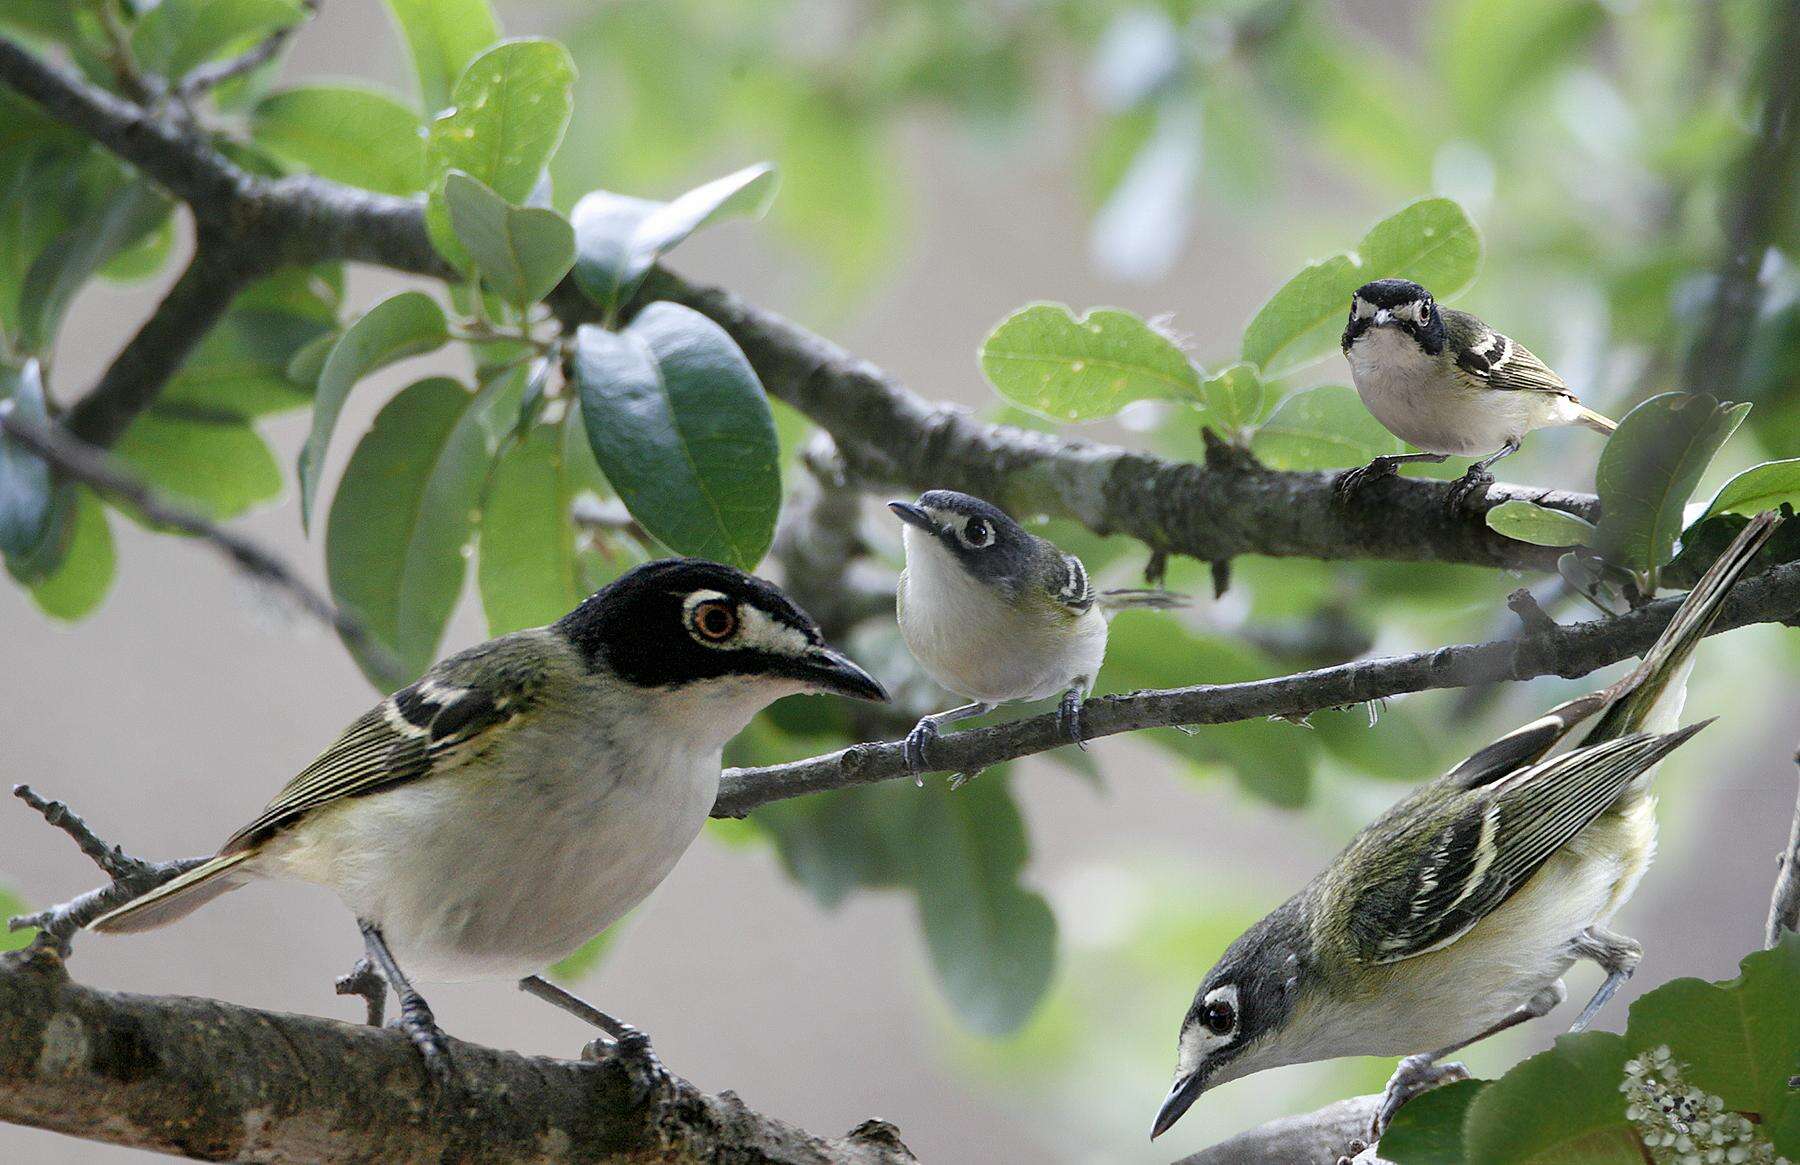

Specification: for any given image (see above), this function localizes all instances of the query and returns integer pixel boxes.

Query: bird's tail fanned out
[87,850,254,934]
[1575,403,1618,436]
[1592,510,1780,741]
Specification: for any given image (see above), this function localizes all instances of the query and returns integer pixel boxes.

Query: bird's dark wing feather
[221,637,557,852]
[1343,728,1697,964]
[1445,311,1570,396]
[1051,552,1096,614]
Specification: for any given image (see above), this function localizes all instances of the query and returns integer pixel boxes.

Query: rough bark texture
[1172,1097,1386,1165]
[0,948,915,1165]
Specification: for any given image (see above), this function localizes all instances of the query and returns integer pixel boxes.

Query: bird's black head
[887,490,1039,595]
[556,558,887,702]
[1152,903,1310,1140]
[1342,277,1445,356]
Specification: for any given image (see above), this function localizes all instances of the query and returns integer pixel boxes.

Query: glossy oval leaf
[478,421,593,635]
[908,773,1057,1036]
[131,0,307,78]
[424,38,576,270]
[979,303,1202,423]
[1460,1032,1644,1165]
[0,359,59,575]
[1200,361,1265,433]
[326,377,495,688]
[1242,198,1481,378]
[251,85,428,196]
[382,0,501,115]
[571,162,777,314]
[1485,499,1597,547]
[1594,392,1749,578]
[573,304,780,569]
[297,290,449,531]
[443,171,575,307]
[20,178,170,354]
[115,411,282,521]
[1379,1078,1488,1165]
[1250,384,1404,470]
[1699,456,1800,522]
[29,486,114,622]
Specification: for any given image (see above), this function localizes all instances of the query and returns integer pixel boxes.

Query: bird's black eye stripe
[1203,999,1235,1035]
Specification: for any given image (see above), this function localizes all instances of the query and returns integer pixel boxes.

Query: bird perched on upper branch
[1151,511,1780,1145]
[88,559,887,1075]
[889,490,1180,778]
[1338,278,1617,509]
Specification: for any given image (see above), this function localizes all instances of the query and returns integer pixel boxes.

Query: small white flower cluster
[1620,1046,1791,1165]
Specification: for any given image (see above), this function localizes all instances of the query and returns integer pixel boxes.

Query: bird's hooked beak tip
[887,500,935,533]
[1151,1071,1205,1141]
[801,646,889,703]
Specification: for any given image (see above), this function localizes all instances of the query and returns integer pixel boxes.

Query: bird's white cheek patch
[738,606,811,656]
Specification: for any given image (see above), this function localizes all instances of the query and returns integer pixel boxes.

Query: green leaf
[30,486,114,622]
[1623,936,1800,1143]
[326,377,502,688]
[1460,1032,1644,1164]
[572,303,780,570]
[1485,500,1597,547]
[978,303,1202,423]
[1242,198,1481,378]
[424,38,576,271]
[1199,362,1265,433]
[1379,1078,1488,1165]
[297,290,449,531]
[908,772,1056,1036]
[0,354,67,583]
[1250,385,1404,470]
[131,0,307,79]
[443,171,575,307]
[754,782,916,909]
[251,85,429,196]
[19,178,170,354]
[570,162,777,315]
[115,411,282,521]
[477,420,595,635]
[1699,456,1800,522]
[163,274,337,418]
[0,885,32,951]
[383,0,502,115]
[1437,0,1605,137]
[1594,392,1749,579]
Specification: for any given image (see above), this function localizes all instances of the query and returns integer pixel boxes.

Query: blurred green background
[3,1,1798,1161]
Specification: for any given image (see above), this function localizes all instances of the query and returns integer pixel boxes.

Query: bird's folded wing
[1454,327,1570,395]
[221,648,551,853]
[1341,727,1702,965]
[1052,552,1096,614]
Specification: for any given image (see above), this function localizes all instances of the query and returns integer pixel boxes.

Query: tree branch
[714,559,1800,816]
[0,408,398,678]
[1172,1097,1385,1165]
[0,947,914,1164]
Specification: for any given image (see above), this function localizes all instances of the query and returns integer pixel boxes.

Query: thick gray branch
[714,560,1800,816]
[0,948,914,1164]
[1173,1097,1385,1165]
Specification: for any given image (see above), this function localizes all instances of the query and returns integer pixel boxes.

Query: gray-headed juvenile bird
[1151,511,1780,1145]
[1338,278,1617,508]
[889,489,1179,777]
[88,559,886,1073]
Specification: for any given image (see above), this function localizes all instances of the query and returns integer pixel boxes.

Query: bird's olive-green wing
[1336,726,1703,964]
[1443,309,1569,396]
[220,631,564,853]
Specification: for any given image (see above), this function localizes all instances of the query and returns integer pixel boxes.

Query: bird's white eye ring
[1417,300,1433,324]
[960,517,995,549]
[690,599,738,642]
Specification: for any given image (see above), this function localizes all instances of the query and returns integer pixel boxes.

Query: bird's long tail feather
[1591,510,1780,740]
[88,850,254,934]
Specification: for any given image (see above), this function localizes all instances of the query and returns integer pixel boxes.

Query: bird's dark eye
[1202,999,1236,1035]
[961,518,994,548]
[1418,301,1433,324]
[690,600,738,642]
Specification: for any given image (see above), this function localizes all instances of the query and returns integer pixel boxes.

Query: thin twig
[715,560,1800,816]
[1767,747,1800,948]
[0,408,399,679]
[176,0,321,99]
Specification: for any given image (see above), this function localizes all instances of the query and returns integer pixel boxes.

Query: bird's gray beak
[1373,308,1393,327]
[887,500,936,533]
[796,646,888,702]
[1151,1070,1207,1140]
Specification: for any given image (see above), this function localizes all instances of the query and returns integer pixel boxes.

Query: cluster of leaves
[1381,936,1800,1163]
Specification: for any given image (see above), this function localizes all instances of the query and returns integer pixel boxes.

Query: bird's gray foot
[393,990,453,1084]
[1334,456,1401,502]
[1057,688,1088,751]
[335,957,386,1027]
[1372,1054,1469,1141]
[1568,927,1642,1032]
[519,973,668,1091]
[1445,465,1495,512]
[903,718,939,785]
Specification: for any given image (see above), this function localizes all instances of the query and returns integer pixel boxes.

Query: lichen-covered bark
[0,949,914,1164]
